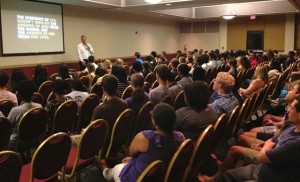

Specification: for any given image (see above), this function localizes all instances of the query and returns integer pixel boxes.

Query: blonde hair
[216,72,235,93]
[100,59,112,70]
[255,66,269,84]
[115,58,124,67]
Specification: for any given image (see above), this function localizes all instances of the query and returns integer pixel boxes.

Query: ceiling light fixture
[221,4,236,20]
[144,0,163,4]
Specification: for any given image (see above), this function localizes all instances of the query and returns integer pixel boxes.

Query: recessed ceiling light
[166,3,172,6]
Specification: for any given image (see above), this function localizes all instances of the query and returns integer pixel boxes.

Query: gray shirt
[149,85,170,105]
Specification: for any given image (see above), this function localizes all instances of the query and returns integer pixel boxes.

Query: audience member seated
[92,74,128,131]
[65,79,89,107]
[159,51,169,64]
[56,63,72,80]
[174,81,218,140]
[8,81,42,149]
[227,59,238,77]
[32,64,49,88]
[237,56,251,72]
[142,61,152,78]
[135,52,143,63]
[10,69,28,94]
[97,59,112,83]
[115,58,124,67]
[149,64,171,105]
[249,51,258,67]
[189,56,206,75]
[125,73,149,114]
[239,65,269,98]
[209,72,239,116]
[131,61,143,76]
[199,96,300,182]
[177,63,193,89]
[86,62,96,89]
[167,72,180,101]
[268,59,282,82]
[202,53,220,70]
[45,79,68,131]
[112,66,130,97]
[100,103,185,182]
[286,50,296,68]
[0,70,18,105]
[84,55,98,72]
[192,66,206,81]
[169,58,179,76]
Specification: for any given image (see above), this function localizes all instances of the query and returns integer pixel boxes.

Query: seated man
[199,96,300,182]
[0,70,18,105]
[149,64,171,105]
[8,81,42,149]
[175,81,218,140]
[176,63,192,89]
[209,72,239,116]
[65,79,89,107]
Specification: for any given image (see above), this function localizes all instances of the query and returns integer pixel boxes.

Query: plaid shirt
[209,92,239,116]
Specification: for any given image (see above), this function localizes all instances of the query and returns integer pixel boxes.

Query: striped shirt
[209,92,239,116]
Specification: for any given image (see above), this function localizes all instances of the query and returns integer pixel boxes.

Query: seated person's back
[65,79,89,107]
[0,70,18,105]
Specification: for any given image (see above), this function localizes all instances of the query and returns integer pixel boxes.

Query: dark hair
[112,66,128,83]
[132,61,143,73]
[33,64,49,88]
[156,64,170,81]
[52,79,67,95]
[17,81,37,102]
[270,59,282,72]
[152,103,176,135]
[221,52,228,60]
[178,63,190,77]
[187,56,193,64]
[192,67,206,81]
[0,71,9,87]
[142,61,151,70]
[261,55,269,62]
[131,73,145,101]
[161,51,167,57]
[184,81,209,111]
[151,51,157,58]
[209,53,217,60]
[70,79,84,91]
[240,56,251,70]
[229,59,237,67]
[102,74,118,96]
[135,52,141,58]
[58,64,71,80]
[171,59,179,69]
[88,55,95,63]
[167,71,177,82]
[201,54,209,63]
[95,67,107,77]
[195,56,206,66]
[11,69,28,93]
[289,73,300,83]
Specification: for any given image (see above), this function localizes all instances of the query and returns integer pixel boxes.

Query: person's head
[95,67,107,77]
[17,81,37,102]
[34,64,48,77]
[132,61,143,73]
[255,65,269,84]
[170,58,179,70]
[209,53,217,61]
[289,51,295,57]
[0,71,9,88]
[161,51,167,58]
[81,35,87,44]
[287,95,300,124]
[167,71,177,87]
[228,59,237,68]
[88,55,95,63]
[102,74,118,96]
[183,81,209,111]
[100,59,112,74]
[142,61,151,70]
[177,63,189,77]
[213,72,235,94]
[239,56,251,70]
[52,79,67,95]
[151,103,176,134]
[58,64,70,79]
[285,81,300,104]
[195,56,206,67]
[70,79,85,91]
[11,69,27,85]
[130,73,145,101]
[289,73,300,84]
[86,63,95,73]
[115,58,124,67]
[269,59,282,72]
[151,51,157,58]
[135,52,141,58]
[192,66,206,81]
[111,66,128,83]
[179,56,186,64]
[155,64,170,82]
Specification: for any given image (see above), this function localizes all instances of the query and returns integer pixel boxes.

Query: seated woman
[10,69,28,94]
[111,65,130,97]
[100,103,185,182]
[125,73,149,114]
[56,63,72,80]
[237,56,251,72]
[227,58,238,77]
[268,59,282,82]
[239,65,269,98]
[174,81,218,140]
[32,64,49,88]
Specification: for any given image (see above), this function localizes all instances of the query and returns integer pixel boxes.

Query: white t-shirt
[77,43,94,62]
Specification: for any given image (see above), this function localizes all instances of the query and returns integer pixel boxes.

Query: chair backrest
[105,109,135,158]
[90,82,103,99]
[233,98,250,135]
[137,160,164,182]
[173,91,187,110]
[164,139,193,182]
[46,92,56,103]
[17,107,48,151]
[38,80,53,104]
[223,105,240,140]
[212,114,228,152]
[0,99,15,117]
[244,93,257,121]
[209,66,218,83]
[145,72,155,85]
[49,73,58,81]
[77,94,100,132]
[52,100,78,133]
[132,101,154,140]
[151,80,159,90]
[79,76,90,90]
[78,71,88,79]
[0,151,22,182]
[91,76,99,87]
[183,125,214,181]
[31,92,44,107]
[123,65,130,76]
[208,80,214,96]
[175,75,181,82]
[30,132,71,181]
[121,86,133,100]
[205,68,212,83]
[78,119,108,160]
[160,95,173,106]
[144,82,151,93]
[0,117,12,151]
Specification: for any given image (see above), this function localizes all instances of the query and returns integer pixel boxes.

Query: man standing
[78,35,94,71]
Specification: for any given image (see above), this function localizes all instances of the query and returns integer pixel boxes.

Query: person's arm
[240,79,261,96]
[88,43,94,54]
[129,132,149,157]
[77,44,84,62]
[257,139,275,164]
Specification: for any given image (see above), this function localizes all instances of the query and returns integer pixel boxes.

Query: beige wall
[0,5,180,68]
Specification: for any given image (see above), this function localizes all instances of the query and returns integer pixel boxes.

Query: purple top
[119,130,184,182]
[125,93,149,114]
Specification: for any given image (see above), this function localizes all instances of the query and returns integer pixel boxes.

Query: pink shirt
[0,89,18,106]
